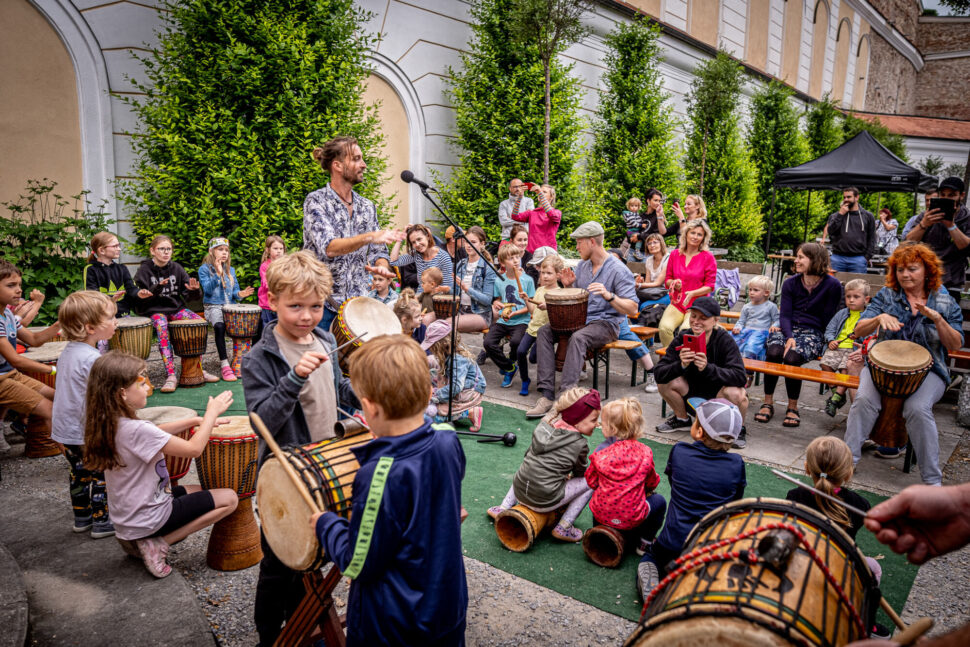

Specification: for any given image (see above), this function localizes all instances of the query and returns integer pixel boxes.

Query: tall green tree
[843,114,915,224]
[122,0,389,285]
[508,0,591,184]
[441,0,586,244]
[748,81,816,250]
[683,52,761,250]
[591,18,681,243]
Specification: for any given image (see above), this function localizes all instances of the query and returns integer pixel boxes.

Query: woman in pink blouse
[658,219,717,347]
[512,183,561,252]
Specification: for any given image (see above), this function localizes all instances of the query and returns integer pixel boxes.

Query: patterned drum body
[169,319,209,387]
[224,304,261,377]
[256,428,371,571]
[332,296,402,375]
[432,294,459,320]
[22,341,68,389]
[196,416,262,571]
[626,498,877,647]
[867,340,932,449]
[109,316,153,359]
[544,288,589,372]
[138,406,197,485]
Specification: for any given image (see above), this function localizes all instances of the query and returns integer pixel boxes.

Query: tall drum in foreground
[224,303,261,378]
[866,340,932,450]
[256,428,371,571]
[331,296,402,375]
[195,416,262,571]
[545,288,589,371]
[626,498,878,647]
[169,319,209,387]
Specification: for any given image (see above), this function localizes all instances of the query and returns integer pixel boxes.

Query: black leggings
[763,344,807,401]
[213,322,228,360]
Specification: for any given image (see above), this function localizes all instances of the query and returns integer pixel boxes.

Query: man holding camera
[905,176,970,300]
[827,187,877,273]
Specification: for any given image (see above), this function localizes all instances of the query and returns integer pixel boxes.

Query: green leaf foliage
[121,0,390,287]
[591,17,682,246]
[683,52,761,250]
[439,0,586,246]
[1,180,114,325]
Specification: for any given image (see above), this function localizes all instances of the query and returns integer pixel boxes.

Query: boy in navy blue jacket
[312,334,468,646]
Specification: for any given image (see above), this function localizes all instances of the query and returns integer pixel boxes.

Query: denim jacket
[862,286,964,384]
[432,354,487,403]
[456,257,497,323]
[199,263,241,305]
[824,307,856,343]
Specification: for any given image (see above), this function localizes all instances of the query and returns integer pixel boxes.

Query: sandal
[552,523,583,543]
[754,403,774,424]
[782,408,801,428]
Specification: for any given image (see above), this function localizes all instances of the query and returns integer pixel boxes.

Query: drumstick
[892,615,933,645]
[249,412,321,514]
[880,597,909,632]
[770,469,870,518]
[332,332,365,353]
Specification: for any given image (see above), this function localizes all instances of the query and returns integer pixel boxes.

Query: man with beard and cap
[827,187,876,273]
[905,176,970,300]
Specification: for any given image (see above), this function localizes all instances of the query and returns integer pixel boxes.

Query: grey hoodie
[828,207,877,259]
[512,419,589,509]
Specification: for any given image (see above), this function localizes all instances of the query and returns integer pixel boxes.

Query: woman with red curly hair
[844,242,963,484]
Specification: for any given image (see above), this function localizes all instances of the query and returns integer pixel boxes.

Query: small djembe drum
[21,341,68,458]
[138,406,196,488]
[432,294,459,321]
[169,319,209,387]
[256,427,371,571]
[626,498,879,647]
[867,339,932,449]
[224,304,261,378]
[332,296,403,375]
[195,416,262,571]
[109,316,153,359]
[583,525,629,568]
[545,288,589,371]
[22,341,67,390]
[25,326,66,344]
[494,504,562,553]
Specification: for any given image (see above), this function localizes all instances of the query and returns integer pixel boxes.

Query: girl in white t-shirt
[83,350,238,578]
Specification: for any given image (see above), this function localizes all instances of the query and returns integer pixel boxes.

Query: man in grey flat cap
[526,221,639,418]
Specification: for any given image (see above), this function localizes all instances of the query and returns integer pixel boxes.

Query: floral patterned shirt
[303,184,389,306]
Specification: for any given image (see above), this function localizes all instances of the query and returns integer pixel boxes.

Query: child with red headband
[487,387,600,542]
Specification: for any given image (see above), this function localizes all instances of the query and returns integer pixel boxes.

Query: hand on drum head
[214,416,232,427]
[365,264,396,280]
[205,391,234,418]
[294,351,330,378]
[864,483,970,565]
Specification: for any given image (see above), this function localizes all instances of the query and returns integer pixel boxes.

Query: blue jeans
[618,318,648,361]
[830,254,867,273]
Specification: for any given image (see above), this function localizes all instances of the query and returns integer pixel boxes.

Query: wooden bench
[590,340,644,398]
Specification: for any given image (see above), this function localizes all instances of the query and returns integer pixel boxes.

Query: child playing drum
[198,237,255,382]
[310,334,467,646]
[83,351,237,578]
[134,235,214,392]
[83,231,153,351]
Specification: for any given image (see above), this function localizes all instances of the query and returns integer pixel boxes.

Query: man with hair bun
[303,136,405,330]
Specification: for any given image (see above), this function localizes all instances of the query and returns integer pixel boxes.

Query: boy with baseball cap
[637,397,747,601]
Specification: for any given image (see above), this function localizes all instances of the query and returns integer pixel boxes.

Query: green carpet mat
[148,385,919,626]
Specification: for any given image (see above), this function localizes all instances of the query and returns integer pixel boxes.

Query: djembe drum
[22,341,66,389]
[583,525,628,568]
[332,296,402,375]
[22,342,67,458]
[867,340,932,449]
[224,304,261,377]
[494,505,561,553]
[25,326,66,344]
[545,288,589,371]
[169,319,209,387]
[195,416,262,571]
[626,498,878,647]
[109,316,153,359]
[432,294,459,321]
[256,427,371,571]
[139,406,196,488]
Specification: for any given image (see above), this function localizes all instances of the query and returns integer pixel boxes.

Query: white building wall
[766,0,785,78]
[798,0,815,93]
[720,0,747,57]
[664,0,689,31]
[821,0,839,95]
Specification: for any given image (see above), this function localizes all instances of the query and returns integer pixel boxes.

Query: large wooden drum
[867,340,932,449]
[169,319,209,387]
[545,288,589,371]
[224,304,261,378]
[626,497,878,647]
[331,296,402,375]
[109,316,153,359]
[256,428,371,571]
[196,416,263,571]
[138,406,196,488]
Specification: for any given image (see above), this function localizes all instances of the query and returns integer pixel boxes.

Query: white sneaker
[0,431,11,454]
[643,373,658,393]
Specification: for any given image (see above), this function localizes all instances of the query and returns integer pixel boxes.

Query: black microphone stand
[415,186,503,429]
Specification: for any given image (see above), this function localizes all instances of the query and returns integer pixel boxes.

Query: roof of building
[849,111,970,142]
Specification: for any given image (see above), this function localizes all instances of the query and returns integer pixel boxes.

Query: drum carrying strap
[342,456,394,580]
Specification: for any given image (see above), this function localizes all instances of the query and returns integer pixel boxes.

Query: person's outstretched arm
[864,483,970,564]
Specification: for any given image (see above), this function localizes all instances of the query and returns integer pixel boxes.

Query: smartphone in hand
[682,332,707,355]
[929,197,957,221]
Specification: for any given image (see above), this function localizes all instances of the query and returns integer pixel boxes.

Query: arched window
[781,0,804,86]
[852,33,871,110]
[831,17,852,104]
[809,0,830,98]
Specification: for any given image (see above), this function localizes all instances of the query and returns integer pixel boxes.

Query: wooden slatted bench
[590,340,644,398]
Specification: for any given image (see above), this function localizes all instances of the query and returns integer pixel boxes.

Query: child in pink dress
[258,236,286,325]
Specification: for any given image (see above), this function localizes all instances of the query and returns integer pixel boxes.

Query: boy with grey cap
[637,397,746,601]
[526,221,639,418]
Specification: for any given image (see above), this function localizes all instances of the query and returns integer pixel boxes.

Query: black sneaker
[732,427,747,450]
[870,622,891,639]
[656,414,692,433]
[476,350,487,366]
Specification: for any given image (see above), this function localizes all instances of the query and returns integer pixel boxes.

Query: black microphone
[400,170,432,191]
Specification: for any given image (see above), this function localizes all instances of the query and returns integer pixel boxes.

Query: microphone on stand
[400,170,433,191]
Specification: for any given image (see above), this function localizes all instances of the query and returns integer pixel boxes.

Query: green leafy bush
[1,180,113,325]
[121,0,390,287]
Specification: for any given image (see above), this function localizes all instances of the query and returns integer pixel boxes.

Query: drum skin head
[256,457,320,572]
[169,319,208,328]
[209,416,257,440]
[138,406,196,425]
[342,297,402,340]
[116,316,152,327]
[23,341,69,364]
[224,304,261,314]
[545,288,587,301]
[868,340,932,371]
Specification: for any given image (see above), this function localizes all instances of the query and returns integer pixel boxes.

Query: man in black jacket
[904,176,970,300]
[655,296,749,447]
[827,187,876,273]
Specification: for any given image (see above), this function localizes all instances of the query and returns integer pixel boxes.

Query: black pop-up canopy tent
[764,131,938,255]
